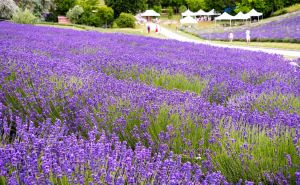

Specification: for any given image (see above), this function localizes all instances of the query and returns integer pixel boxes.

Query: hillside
[200,11,300,42]
[197,10,300,42]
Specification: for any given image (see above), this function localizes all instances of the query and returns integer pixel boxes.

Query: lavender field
[200,14,300,42]
[0,22,300,184]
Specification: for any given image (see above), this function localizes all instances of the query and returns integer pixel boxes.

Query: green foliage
[272,3,300,16]
[148,0,162,7]
[97,6,114,28]
[66,5,84,23]
[78,8,100,27]
[234,0,299,17]
[54,0,76,15]
[105,0,147,17]
[114,13,136,28]
[76,0,100,9]
[167,6,173,19]
[0,0,18,19]
[153,5,162,13]
[102,67,207,95]
[12,9,37,24]
[185,0,206,11]
[179,5,187,13]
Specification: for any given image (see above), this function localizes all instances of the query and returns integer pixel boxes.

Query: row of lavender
[0,22,300,184]
[200,14,300,42]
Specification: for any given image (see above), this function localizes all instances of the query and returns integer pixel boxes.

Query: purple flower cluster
[0,22,300,184]
[200,14,300,42]
[0,115,227,184]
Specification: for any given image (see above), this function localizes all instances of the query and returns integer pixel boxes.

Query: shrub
[12,9,37,24]
[66,5,84,23]
[0,0,18,19]
[114,13,136,28]
[97,6,114,28]
[179,5,187,13]
[153,5,162,13]
[167,7,173,19]
[78,7,100,27]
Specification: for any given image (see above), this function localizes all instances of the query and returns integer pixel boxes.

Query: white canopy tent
[141,10,160,17]
[215,12,234,26]
[141,10,160,21]
[194,9,207,16]
[234,12,251,20]
[180,16,198,24]
[206,9,221,16]
[181,9,195,17]
[246,9,263,20]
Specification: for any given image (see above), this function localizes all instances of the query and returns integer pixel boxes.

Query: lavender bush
[200,14,300,42]
[0,22,300,184]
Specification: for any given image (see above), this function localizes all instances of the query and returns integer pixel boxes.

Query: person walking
[229,32,234,42]
[147,24,151,34]
[155,24,158,33]
[246,30,251,43]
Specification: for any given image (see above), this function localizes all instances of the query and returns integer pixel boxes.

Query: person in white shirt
[229,32,234,42]
[246,30,251,43]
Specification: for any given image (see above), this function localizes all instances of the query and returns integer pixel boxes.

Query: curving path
[159,26,300,58]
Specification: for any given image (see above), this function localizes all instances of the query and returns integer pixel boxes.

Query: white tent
[141,10,160,17]
[180,16,198,24]
[194,9,207,16]
[246,9,263,20]
[206,9,221,16]
[215,12,234,26]
[181,9,195,17]
[234,12,251,20]
[215,12,234,20]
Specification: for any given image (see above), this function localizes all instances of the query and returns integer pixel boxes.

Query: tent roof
[181,9,195,17]
[215,12,234,20]
[194,9,207,16]
[206,9,220,16]
[234,12,251,20]
[246,9,263,17]
[141,10,160,17]
[180,16,198,24]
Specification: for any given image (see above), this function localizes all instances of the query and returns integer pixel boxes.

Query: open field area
[0,22,300,184]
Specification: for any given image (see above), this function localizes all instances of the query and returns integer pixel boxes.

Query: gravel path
[159,26,300,58]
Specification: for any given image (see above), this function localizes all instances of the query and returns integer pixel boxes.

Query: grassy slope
[272,3,300,16]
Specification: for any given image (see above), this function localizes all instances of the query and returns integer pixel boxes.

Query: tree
[167,6,173,19]
[153,5,162,13]
[97,6,114,28]
[54,0,76,15]
[179,5,187,13]
[76,0,100,9]
[0,0,18,19]
[77,6,100,26]
[185,0,206,11]
[66,5,84,23]
[105,0,147,17]
[205,0,241,12]
[148,0,162,7]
